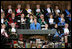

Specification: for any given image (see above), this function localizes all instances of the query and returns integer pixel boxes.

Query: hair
[49,13,53,16]
[34,18,37,20]
[40,14,44,17]
[36,4,40,6]
[12,12,15,15]
[1,12,5,18]
[54,5,59,9]
[26,4,30,7]
[17,4,21,6]
[21,13,25,15]
[8,4,12,6]
[1,24,6,27]
[29,14,33,16]
[21,13,25,17]
[47,3,51,5]
[17,4,21,8]
[11,23,16,27]
[12,12,15,14]
[61,14,64,17]
[65,23,68,26]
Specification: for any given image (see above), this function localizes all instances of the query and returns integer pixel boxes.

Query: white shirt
[61,18,63,23]
[41,25,45,27]
[11,28,16,32]
[47,8,51,13]
[64,28,69,34]
[61,18,65,23]
[56,9,60,13]
[49,18,54,24]
[30,19,33,23]
[1,29,5,33]
[17,20,20,22]
[36,9,40,12]
[17,9,21,13]
[1,18,4,24]
[8,9,12,13]
[27,9,32,13]
[12,17,15,20]
[1,29,8,37]
[42,28,48,30]
[21,18,25,22]
[21,18,26,24]
[1,9,4,13]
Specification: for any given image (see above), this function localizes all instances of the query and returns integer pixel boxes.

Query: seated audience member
[1,6,4,13]
[64,6,71,25]
[68,14,71,32]
[54,24,64,42]
[54,24,63,35]
[58,14,65,26]
[8,12,17,25]
[30,18,41,30]
[54,24,63,32]
[25,4,32,17]
[20,13,27,29]
[1,24,8,47]
[5,5,13,19]
[44,4,54,18]
[54,24,59,30]
[54,24,59,37]
[54,5,61,17]
[9,23,17,39]
[65,13,71,23]
[63,23,70,47]
[1,12,5,19]
[53,5,61,24]
[53,31,60,42]
[15,4,23,18]
[34,4,44,18]
[1,12,6,19]
[28,14,34,24]
[1,13,8,27]
[40,19,47,29]
[68,14,71,22]
[1,24,8,38]
[1,13,5,24]
[38,14,45,23]
[48,14,55,25]
[63,24,70,38]
[48,14,55,29]
[42,24,48,30]
[64,5,71,18]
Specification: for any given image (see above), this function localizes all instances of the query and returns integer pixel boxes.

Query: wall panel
[1,1,71,11]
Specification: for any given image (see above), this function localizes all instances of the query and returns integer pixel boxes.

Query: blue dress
[30,22,41,30]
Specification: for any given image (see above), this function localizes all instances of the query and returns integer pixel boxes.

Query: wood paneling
[1,1,71,11]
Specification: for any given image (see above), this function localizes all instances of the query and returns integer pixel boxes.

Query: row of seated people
[1,12,71,30]
[1,4,71,19]
[1,22,71,48]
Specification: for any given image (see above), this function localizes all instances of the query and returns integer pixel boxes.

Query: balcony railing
[17,29,56,34]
